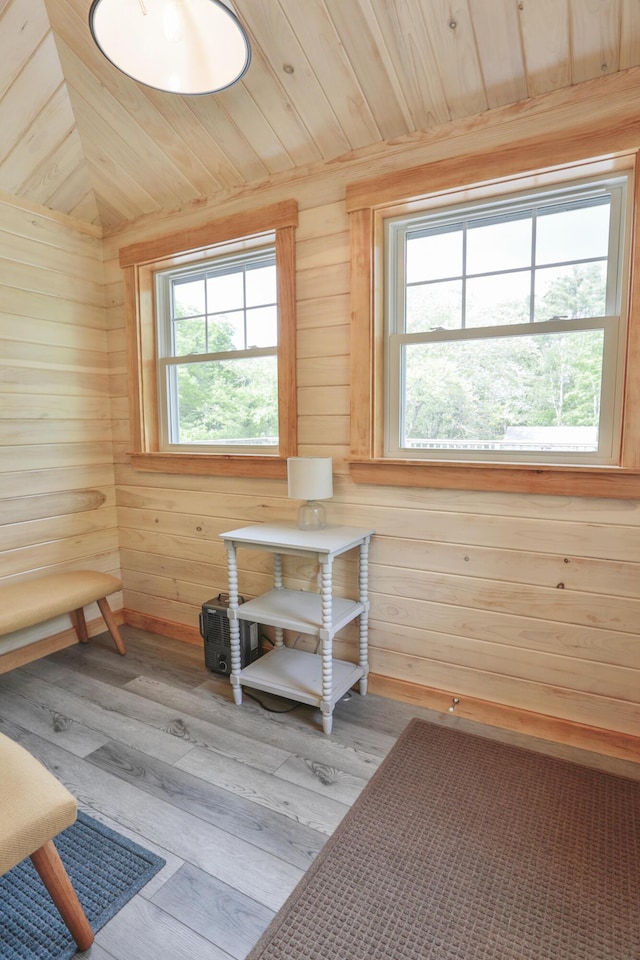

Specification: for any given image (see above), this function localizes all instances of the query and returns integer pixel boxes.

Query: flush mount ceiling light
[89,0,251,95]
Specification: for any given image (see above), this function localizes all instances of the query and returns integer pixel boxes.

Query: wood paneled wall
[5,74,636,745]
[104,80,640,745]
[0,190,120,642]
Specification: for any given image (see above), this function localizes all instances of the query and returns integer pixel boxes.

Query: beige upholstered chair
[0,732,94,951]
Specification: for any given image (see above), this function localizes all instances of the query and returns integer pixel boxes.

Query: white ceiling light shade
[89,0,251,95]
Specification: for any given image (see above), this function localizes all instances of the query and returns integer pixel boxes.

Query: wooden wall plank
[368,646,640,737]
[365,0,449,130]
[280,0,381,148]
[0,0,49,93]
[235,8,348,154]
[516,0,571,96]
[0,193,118,589]
[469,0,528,107]
[409,0,487,120]
[18,127,88,211]
[2,506,118,552]
[570,0,621,82]
[0,85,76,197]
[0,34,64,166]
[321,0,413,139]
[0,464,114,498]
[620,0,640,67]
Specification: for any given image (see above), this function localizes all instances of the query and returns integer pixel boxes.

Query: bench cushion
[0,571,122,637]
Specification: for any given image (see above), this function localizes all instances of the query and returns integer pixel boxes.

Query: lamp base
[297,500,327,530]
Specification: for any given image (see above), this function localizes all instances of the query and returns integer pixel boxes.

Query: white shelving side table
[219,522,374,735]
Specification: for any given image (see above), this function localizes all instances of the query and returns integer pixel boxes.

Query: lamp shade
[287,458,333,502]
[89,0,251,95]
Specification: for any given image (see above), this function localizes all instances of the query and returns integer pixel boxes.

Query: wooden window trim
[348,148,640,498]
[121,201,297,477]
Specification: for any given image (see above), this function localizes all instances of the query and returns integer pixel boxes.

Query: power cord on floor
[244,689,299,713]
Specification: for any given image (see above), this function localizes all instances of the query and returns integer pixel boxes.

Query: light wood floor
[1,627,639,960]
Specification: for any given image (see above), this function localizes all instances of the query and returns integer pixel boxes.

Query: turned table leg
[358,538,370,696]
[319,556,334,735]
[225,542,243,705]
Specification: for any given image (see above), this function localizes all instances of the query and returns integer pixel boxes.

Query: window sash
[159,350,279,453]
[156,246,276,359]
[386,316,621,464]
[384,177,628,465]
[155,244,280,455]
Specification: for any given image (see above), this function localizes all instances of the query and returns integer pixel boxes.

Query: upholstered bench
[0,570,126,673]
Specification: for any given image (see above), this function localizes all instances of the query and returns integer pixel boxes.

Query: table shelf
[237,646,364,708]
[235,588,365,636]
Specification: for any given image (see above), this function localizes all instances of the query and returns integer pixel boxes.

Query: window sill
[129,452,288,479]
[348,459,640,499]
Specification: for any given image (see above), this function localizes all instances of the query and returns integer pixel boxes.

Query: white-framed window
[155,242,280,454]
[120,199,297,477]
[384,174,630,465]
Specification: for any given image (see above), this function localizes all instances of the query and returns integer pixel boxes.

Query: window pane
[406,226,463,283]
[173,275,205,317]
[207,270,243,313]
[208,311,244,351]
[534,262,607,321]
[246,306,278,347]
[171,356,278,445]
[173,317,206,355]
[406,280,463,332]
[466,272,531,327]
[467,213,532,275]
[401,329,603,451]
[246,262,277,307]
[536,200,610,266]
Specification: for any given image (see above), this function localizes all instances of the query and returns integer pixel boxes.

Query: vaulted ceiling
[2,0,640,231]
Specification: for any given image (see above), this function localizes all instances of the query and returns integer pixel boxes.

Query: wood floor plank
[0,724,303,912]
[0,681,110,757]
[0,669,196,765]
[48,628,209,690]
[335,684,449,737]
[150,863,274,960]
[174,744,350,836]
[273,753,368,806]
[87,739,326,870]
[95,896,234,960]
[128,675,387,778]
[25,659,292,774]
[80,945,118,960]
[195,677,400,760]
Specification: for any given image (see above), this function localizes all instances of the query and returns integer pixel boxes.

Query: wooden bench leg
[72,607,90,644]
[97,597,127,656]
[30,840,94,952]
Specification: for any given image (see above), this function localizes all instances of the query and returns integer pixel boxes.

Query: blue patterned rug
[0,810,166,960]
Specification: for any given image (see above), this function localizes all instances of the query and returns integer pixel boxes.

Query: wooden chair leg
[97,596,127,655]
[30,840,94,951]
[73,607,90,643]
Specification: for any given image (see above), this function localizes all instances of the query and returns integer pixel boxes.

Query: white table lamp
[287,458,333,530]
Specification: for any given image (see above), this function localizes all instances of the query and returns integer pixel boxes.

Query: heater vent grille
[199,593,261,676]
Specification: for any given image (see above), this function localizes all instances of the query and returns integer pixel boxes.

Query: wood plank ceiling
[1,0,639,231]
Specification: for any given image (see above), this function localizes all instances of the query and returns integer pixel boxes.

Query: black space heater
[199,593,261,676]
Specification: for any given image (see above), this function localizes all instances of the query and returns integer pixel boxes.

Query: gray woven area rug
[247,718,640,960]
